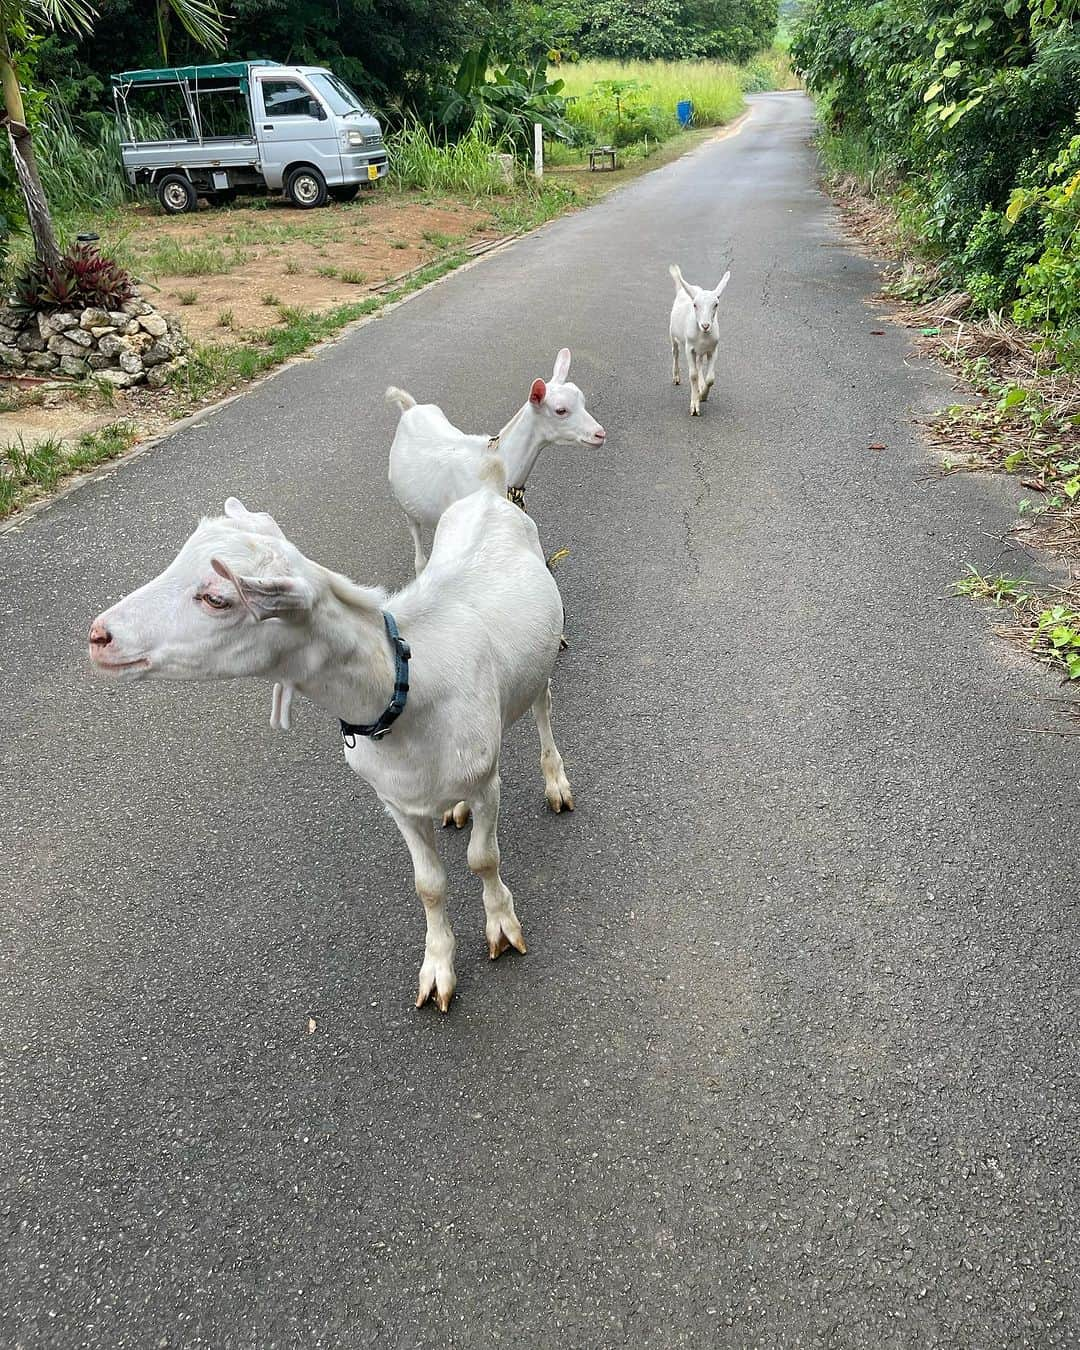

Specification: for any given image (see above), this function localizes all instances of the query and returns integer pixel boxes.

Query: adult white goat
[669,263,731,417]
[87,480,574,1015]
[386,347,605,575]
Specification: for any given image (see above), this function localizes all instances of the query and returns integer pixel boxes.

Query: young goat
[669,263,731,417]
[87,480,574,1015]
[386,348,605,575]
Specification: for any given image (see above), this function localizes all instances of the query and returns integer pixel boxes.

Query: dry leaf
[869,442,887,451]
[307,1017,317,1035]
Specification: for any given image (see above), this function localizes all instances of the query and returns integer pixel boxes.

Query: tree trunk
[0,43,61,274]
[156,0,172,64]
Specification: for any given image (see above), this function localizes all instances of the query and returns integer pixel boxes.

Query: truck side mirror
[308,99,326,121]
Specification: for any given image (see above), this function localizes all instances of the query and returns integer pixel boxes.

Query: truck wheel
[285,166,328,209]
[157,174,198,215]
[329,184,360,203]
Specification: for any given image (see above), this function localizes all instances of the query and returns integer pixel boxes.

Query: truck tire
[329,184,360,204]
[157,174,198,215]
[285,166,328,209]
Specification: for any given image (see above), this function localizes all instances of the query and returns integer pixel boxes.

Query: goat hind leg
[406,516,429,577]
[533,682,573,813]
[468,774,526,959]
[671,339,681,386]
[388,807,456,1011]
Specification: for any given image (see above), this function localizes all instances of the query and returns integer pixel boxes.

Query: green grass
[141,238,245,277]
[0,421,138,519]
[339,269,368,284]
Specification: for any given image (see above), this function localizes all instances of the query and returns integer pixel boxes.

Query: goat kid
[669,263,731,417]
[87,483,574,1014]
[386,348,605,576]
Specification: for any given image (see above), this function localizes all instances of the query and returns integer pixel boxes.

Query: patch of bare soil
[119,192,501,344]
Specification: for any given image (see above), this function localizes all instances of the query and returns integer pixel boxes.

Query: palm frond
[165,0,228,54]
[25,0,98,36]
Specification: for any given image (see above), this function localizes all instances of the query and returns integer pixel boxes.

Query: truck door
[254,76,340,189]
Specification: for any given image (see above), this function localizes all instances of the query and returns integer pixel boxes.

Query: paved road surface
[3,94,1077,1348]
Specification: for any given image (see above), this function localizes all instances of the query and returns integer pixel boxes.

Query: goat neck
[493,403,551,490]
[288,567,397,730]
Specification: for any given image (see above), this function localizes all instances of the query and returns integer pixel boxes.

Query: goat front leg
[688,359,702,417]
[406,516,429,577]
[533,682,574,813]
[387,806,456,1011]
[700,350,717,403]
[671,339,681,386]
[468,774,526,960]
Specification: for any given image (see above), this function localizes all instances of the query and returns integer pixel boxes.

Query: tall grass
[557,59,745,145]
[32,104,129,216]
[387,120,514,195]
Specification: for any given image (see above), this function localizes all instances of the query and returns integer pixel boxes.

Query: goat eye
[200,593,230,610]
[555,407,567,416]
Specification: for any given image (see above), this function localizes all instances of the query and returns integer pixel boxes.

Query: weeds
[217,309,235,328]
[339,269,368,285]
[143,239,244,277]
[955,567,1080,682]
[177,289,198,305]
[0,422,138,519]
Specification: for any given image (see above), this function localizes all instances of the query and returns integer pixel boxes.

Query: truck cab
[111,60,388,212]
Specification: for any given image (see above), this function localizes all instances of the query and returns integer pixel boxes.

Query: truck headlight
[345,130,365,147]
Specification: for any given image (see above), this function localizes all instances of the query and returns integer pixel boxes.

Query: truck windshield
[308,74,365,116]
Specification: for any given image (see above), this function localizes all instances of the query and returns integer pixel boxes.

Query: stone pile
[0,298,188,389]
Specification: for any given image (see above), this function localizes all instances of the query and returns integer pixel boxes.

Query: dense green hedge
[792,0,1080,337]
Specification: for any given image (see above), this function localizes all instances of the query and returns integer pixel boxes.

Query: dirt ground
[114,190,501,344]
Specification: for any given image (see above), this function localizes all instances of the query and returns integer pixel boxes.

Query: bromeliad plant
[12,238,134,312]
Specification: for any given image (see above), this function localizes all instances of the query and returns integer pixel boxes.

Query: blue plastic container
[676,100,694,128]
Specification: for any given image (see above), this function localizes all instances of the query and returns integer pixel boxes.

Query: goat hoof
[545,783,575,813]
[441,801,471,829]
[558,634,569,652]
[416,962,456,1012]
[487,918,527,960]
[673,375,680,386]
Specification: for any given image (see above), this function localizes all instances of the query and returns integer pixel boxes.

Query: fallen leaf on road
[870,329,886,335]
[1020,479,1046,492]
[307,1017,317,1035]
[869,442,887,451]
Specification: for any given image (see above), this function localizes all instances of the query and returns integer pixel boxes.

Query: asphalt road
[2,94,1078,1348]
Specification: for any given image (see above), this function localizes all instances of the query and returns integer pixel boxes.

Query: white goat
[386,348,605,575]
[87,479,574,1015]
[669,263,731,417]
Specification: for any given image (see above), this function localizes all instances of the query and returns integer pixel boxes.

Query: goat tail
[385,386,416,413]
[478,452,508,495]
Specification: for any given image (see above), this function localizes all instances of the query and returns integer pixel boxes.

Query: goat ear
[714,270,731,298]
[529,378,547,406]
[551,348,571,383]
[669,263,695,300]
[223,496,285,539]
[211,557,314,621]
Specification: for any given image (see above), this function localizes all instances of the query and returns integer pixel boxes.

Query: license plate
[367,165,379,180]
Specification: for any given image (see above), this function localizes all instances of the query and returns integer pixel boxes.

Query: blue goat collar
[340,611,411,746]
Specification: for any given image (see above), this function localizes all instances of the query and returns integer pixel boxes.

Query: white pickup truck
[111,60,388,212]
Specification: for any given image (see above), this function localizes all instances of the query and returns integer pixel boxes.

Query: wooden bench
[588,145,618,172]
